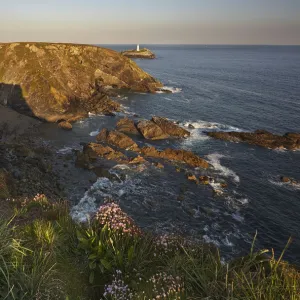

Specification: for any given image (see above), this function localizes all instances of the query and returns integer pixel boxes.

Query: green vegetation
[0,195,299,299]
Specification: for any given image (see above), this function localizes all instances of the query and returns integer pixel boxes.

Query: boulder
[151,116,190,138]
[82,143,128,164]
[137,120,169,140]
[58,121,72,131]
[0,42,162,121]
[281,176,291,183]
[199,176,210,185]
[96,129,140,151]
[187,174,198,184]
[129,156,147,165]
[116,118,140,135]
[207,130,300,150]
[141,146,209,169]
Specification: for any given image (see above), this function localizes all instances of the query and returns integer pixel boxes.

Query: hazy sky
[0,0,299,45]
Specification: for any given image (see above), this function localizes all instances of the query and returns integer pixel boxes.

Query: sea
[38,45,300,263]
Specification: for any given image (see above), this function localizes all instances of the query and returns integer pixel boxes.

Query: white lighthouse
[136,44,140,52]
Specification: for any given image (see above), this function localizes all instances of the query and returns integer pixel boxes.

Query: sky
[0,0,299,45]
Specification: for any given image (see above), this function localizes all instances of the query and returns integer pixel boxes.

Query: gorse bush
[0,196,299,299]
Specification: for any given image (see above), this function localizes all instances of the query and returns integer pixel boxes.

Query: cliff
[0,42,162,122]
[121,48,156,59]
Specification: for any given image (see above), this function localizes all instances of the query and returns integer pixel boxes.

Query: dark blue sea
[41,45,300,263]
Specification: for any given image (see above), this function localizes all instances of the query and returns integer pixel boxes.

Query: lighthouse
[136,44,140,52]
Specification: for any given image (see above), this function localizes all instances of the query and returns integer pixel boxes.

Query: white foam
[56,146,73,154]
[269,179,300,191]
[183,120,242,132]
[157,86,182,94]
[206,153,240,183]
[89,130,99,137]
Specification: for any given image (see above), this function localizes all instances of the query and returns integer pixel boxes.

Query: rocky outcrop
[137,120,170,140]
[96,129,140,151]
[116,118,140,135]
[121,48,156,59]
[141,146,209,169]
[152,116,190,138]
[77,143,128,167]
[280,176,300,185]
[207,130,300,150]
[58,121,72,131]
[0,42,162,122]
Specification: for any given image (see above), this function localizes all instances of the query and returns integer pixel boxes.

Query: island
[121,44,156,59]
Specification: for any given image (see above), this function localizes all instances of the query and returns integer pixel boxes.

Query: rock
[151,116,190,138]
[58,121,72,130]
[0,42,162,121]
[207,130,300,151]
[116,118,140,135]
[199,175,210,185]
[141,146,209,169]
[281,176,291,183]
[188,124,195,129]
[96,129,140,151]
[81,143,128,164]
[121,48,156,59]
[137,120,169,140]
[187,174,198,184]
[154,162,164,169]
[129,156,147,164]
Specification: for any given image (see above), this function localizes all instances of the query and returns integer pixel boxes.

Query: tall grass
[0,199,299,300]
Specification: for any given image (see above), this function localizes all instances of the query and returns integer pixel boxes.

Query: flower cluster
[154,234,183,256]
[95,203,141,236]
[103,270,134,300]
[21,193,49,209]
[148,272,184,299]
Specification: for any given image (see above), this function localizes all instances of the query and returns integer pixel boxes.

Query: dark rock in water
[96,128,140,151]
[137,120,169,140]
[187,173,198,184]
[116,118,140,135]
[58,121,72,131]
[281,176,291,183]
[151,116,190,138]
[121,48,156,59]
[280,176,300,185]
[207,130,300,150]
[0,42,162,122]
[188,124,195,129]
[199,175,210,185]
[141,146,210,169]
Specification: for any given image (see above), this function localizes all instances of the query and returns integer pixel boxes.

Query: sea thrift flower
[103,271,134,300]
[95,202,141,235]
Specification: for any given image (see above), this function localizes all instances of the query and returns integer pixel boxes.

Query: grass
[0,196,299,299]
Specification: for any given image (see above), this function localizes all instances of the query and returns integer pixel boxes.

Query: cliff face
[0,43,162,121]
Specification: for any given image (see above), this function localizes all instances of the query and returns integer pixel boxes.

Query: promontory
[0,43,162,122]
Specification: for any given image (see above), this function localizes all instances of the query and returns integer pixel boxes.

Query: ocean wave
[183,120,242,132]
[206,153,240,183]
[269,179,300,191]
[157,86,182,94]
